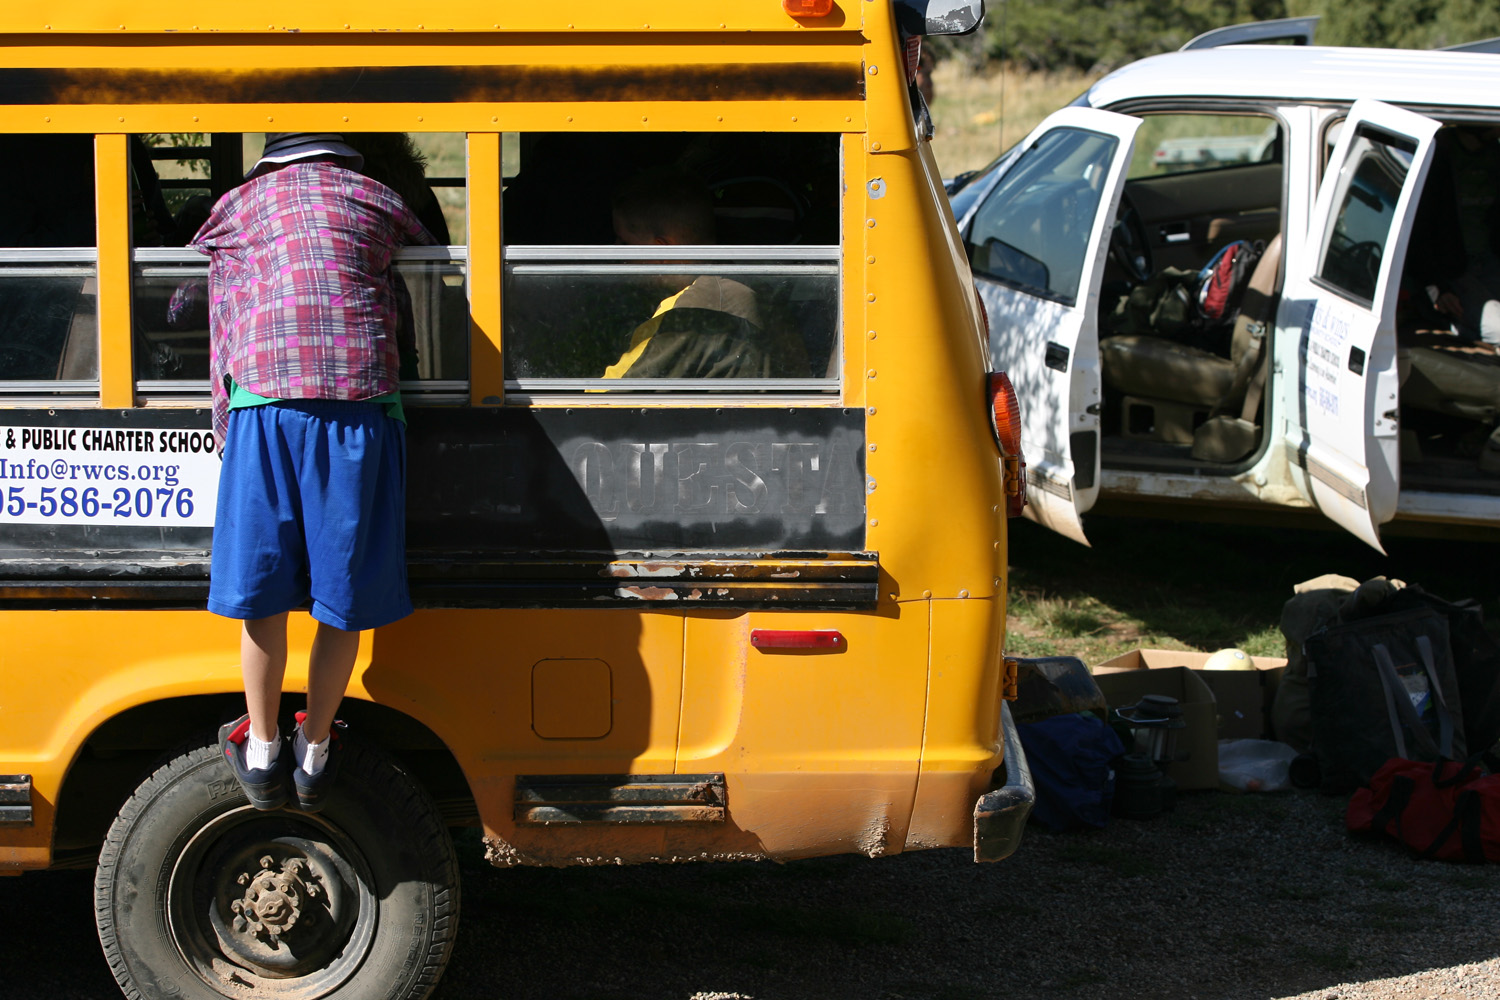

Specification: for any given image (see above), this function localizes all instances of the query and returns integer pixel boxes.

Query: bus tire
[94,739,459,1000]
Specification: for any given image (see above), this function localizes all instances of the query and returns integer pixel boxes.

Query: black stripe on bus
[0,63,864,106]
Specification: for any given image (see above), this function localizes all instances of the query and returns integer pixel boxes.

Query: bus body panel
[0,2,1018,883]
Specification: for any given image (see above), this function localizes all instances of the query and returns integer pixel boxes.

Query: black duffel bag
[1305,606,1466,795]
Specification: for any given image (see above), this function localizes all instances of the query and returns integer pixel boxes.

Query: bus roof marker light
[784,0,835,17]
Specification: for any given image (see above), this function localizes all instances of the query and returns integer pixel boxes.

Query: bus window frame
[0,247,101,402]
[500,243,843,403]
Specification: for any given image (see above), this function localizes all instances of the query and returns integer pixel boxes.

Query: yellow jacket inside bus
[0,0,1015,872]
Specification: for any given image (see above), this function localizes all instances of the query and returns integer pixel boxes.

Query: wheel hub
[229,855,319,943]
[199,831,363,981]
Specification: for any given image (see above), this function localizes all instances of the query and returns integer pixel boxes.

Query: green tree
[985,0,1500,73]
[1311,0,1500,49]
[987,0,1289,72]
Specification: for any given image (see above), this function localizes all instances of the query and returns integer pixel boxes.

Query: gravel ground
[433,789,1500,1000]
[6,789,1500,999]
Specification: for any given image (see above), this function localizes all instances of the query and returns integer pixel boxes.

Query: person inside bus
[195,132,435,813]
[601,168,773,380]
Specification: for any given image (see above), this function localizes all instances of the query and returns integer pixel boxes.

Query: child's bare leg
[242,612,290,742]
[301,622,361,743]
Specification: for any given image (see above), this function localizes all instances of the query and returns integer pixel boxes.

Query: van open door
[962,107,1141,544]
[1279,99,1440,551]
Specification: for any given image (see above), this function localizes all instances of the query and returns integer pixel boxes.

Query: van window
[1317,124,1415,306]
[1128,114,1281,178]
[500,132,841,394]
[966,127,1118,306]
[0,135,99,388]
[131,133,471,398]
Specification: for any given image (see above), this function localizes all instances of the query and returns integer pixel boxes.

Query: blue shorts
[208,399,412,631]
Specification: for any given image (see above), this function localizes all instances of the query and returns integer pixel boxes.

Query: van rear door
[963,107,1141,544]
[1279,99,1439,551]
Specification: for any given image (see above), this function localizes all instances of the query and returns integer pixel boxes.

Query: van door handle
[1044,342,1069,372]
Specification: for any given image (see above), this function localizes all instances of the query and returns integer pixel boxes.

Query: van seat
[1100,335,1236,407]
[1403,342,1500,422]
[1099,235,1283,445]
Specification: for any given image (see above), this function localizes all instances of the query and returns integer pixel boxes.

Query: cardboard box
[1091,664,1219,790]
[1097,649,1287,741]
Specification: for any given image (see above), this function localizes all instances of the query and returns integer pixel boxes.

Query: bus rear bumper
[972,701,1033,863]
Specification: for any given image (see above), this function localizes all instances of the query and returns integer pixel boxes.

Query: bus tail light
[989,372,1028,518]
[751,629,845,650]
[783,0,835,17]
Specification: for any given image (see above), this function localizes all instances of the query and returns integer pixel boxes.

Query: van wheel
[94,741,459,1000]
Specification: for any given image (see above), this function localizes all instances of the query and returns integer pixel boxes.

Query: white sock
[245,728,280,771]
[294,728,330,776]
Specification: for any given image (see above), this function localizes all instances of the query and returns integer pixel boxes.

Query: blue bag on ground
[1016,712,1126,831]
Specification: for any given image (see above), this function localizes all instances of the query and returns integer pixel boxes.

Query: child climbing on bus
[194,132,435,811]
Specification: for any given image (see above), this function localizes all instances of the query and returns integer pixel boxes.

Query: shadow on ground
[11,791,1499,1000]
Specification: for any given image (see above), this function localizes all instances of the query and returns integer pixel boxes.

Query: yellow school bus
[0,2,1035,996]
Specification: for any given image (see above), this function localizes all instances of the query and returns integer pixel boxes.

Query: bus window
[501,132,840,395]
[131,133,471,399]
[0,134,99,388]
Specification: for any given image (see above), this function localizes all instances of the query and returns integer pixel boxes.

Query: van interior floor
[1101,436,1247,474]
[1401,456,1500,495]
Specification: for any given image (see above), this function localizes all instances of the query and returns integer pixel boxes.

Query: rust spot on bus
[0,63,864,105]
[614,585,677,600]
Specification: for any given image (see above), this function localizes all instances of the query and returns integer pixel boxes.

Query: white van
[952,35,1500,550]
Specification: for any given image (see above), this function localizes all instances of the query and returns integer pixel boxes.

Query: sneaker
[290,712,347,813]
[217,714,288,811]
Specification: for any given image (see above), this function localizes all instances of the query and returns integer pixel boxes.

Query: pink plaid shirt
[194,161,435,446]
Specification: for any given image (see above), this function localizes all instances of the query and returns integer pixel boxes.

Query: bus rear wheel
[94,740,459,1000]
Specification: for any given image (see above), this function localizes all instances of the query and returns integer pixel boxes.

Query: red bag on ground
[1347,757,1500,862]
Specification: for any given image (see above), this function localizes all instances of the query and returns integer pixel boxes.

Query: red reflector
[988,371,1022,458]
[904,36,922,83]
[783,0,835,16]
[988,371,1028,518]
[750,629,845,649]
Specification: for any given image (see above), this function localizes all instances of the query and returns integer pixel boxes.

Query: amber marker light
[988,371,1028,518]
[783,0,835,17]
[750,630,845,649]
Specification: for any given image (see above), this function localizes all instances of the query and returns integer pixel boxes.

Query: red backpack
[1196,239,1262,324]
[1347,757,1500,863]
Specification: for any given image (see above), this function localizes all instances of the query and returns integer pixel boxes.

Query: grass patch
[1005,560,1290,667]
[928,61,1103,179]
[1002,516,1500,672]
